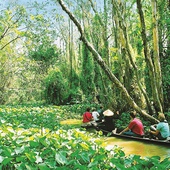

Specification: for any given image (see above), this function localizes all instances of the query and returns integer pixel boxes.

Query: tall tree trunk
[151,0,163,108]
[88,0,112,104]
[57,0,159,123]
[103,0,110,67]
[111,3,131,110]
[69,18,73,89]
[88,0,110,66]
[136,0,163,113]
[112,0,150,110]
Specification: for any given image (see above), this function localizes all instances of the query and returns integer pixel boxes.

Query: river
[103,136,170,160]
[60,119,170,160]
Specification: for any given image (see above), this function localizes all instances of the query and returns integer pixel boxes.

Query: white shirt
[92,111,99,121]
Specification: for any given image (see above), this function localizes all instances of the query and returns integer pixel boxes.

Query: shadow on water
[60,119,170,160]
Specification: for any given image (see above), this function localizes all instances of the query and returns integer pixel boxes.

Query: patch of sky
[1,0,61,16]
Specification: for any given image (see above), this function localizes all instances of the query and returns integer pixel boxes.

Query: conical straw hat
[103,109,114,116]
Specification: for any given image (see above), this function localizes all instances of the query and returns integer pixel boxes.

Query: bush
[44,69,69,105]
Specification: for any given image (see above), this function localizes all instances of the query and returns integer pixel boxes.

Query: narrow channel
[103,136,170,160]
[60,119,170,160]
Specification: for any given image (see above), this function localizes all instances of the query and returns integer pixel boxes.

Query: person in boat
[119,110,144,137]
[96,109,118,132]
[92,108,100,122]
[96,105,104,122]
[82,107,93,126]
[149,113,170,140]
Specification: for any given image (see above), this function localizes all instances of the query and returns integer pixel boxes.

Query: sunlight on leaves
[55,151,67,165]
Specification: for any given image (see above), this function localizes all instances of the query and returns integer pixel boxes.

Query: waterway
[60,119,170,160]
[103,136,170,160]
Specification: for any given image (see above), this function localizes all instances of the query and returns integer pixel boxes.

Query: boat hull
[109,132,170,146]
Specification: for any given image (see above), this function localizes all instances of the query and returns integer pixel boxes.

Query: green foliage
[0,0,169,114]
[157,0,170,109]
[115,112,152,131]
[0,5,51,105]
[115,112,130,130]
[80,43,95,102]
[0,7,27,104]
[44,69,69,105]
[165,111,170,122]
[29,45,59,63]
[61,103,99,117]
[67,70,82,104]
[0,105,169,169]
[162,57,170,109]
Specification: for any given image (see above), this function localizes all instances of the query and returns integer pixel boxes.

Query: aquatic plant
[0,105,169,169]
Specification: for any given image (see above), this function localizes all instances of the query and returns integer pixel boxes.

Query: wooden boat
[81,124,94,129]
[102,129,170,146]
[81,120,170,146]
[81,121,98,129]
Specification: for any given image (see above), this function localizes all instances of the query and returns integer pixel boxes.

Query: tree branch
[0,36,20,50]
[57,0,159,123]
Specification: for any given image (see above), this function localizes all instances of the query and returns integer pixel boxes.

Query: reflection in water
[103,137,170,159]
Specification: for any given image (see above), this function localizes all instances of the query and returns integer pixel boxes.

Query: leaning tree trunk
[57,0,159,123]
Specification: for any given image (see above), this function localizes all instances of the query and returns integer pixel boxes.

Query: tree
[44,69,68,105]
[151,0,163,108]
[158,0,170,109]
[111,0,147,110]
[57,0,158,123]
[0,2,60,104]
[80,41,95,102]
[0,6,26,104]
[136,0,163,113]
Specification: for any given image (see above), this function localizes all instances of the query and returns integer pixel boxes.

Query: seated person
[92,108,100,122]
[96,106,104,122]
[119,110,144,137]
[149,113,170,140]
[82,107,93,126]
[97,109,117,132]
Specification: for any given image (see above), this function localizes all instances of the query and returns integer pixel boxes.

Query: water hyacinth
[0,105,169,169]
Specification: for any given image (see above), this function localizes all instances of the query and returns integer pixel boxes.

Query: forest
[0,0,170,169]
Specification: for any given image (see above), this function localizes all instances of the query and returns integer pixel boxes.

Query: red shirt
[83,112,93,123]
[128,118,144,135]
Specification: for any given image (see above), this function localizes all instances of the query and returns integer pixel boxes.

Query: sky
[0,0,104,26]
[0,0,103,39]
[0,0,58,13]
[0,0,65,23]
[0,0,103,11]
[1,0,46,6]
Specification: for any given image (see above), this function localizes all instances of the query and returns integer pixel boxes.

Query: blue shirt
[157,122,170,138]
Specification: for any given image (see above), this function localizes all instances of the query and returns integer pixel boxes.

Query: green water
[103,136,170,159]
